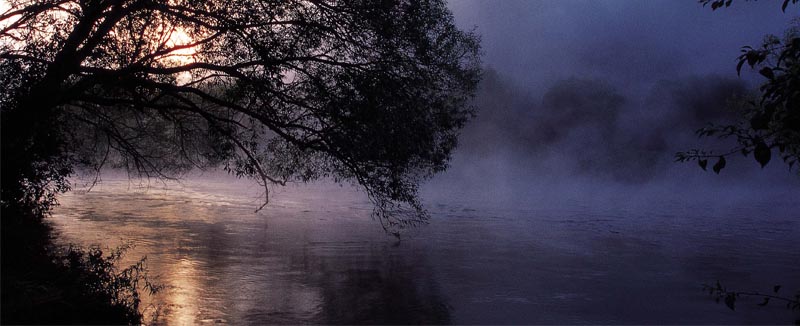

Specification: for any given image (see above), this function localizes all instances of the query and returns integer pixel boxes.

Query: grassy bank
[1,206,156,325]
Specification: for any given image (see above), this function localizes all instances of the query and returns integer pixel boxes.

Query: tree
[0,0,481,232]
[680,2,800,323]
[677,0,799,174]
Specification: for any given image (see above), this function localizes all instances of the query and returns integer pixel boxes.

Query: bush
[1,208,161,325]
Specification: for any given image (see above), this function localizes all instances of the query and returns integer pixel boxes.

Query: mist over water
[428,0,800,205]
[422,70,799,211]
[46,0,800,324]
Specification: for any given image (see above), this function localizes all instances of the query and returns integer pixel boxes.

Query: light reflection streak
[166,257,202,326]
[50,178,453,324]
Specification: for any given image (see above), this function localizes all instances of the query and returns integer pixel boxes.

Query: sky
[421,0,800,204]
[447,0,795,96]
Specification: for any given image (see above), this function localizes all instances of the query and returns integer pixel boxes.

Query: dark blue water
[51,178,800,324]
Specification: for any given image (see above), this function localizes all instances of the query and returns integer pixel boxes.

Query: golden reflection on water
[166,258,201,326]
[51,178,375,324]
[51,179,255,324]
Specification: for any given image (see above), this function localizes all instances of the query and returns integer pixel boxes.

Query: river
[51,177,800,324]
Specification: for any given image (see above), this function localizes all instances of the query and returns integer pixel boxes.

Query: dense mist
[421,0,800,207]
[457,71,750,183]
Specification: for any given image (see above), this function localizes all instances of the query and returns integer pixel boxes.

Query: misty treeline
[0,0,480,230]
[456,70,747,184]
[454,0,799,185]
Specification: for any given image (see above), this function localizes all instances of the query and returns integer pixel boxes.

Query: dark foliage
[678,1,799,174]
[700,0,799,12]
[703,281,800,325]
[1,207,160,325]
[0,0,481,231]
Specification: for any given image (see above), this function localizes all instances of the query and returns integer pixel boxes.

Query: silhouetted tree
[677,0,799,174]
[0,0,481,231]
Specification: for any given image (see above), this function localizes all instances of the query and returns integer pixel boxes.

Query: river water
[50,177,799,324]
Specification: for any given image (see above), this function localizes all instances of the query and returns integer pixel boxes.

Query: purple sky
[448,0,795,96]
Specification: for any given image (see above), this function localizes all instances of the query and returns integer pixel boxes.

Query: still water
[51,177,799,324]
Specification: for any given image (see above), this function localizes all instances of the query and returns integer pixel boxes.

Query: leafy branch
[677,16,800,174]
[703,281,800,313]
[699,0,798,12]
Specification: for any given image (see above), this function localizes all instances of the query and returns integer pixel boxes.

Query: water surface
[51,178,800,324]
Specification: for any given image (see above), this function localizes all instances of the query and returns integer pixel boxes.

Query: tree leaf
[758,297,770,306]
[699,159,708,171]
[754,141,771,168]
[724,293,736,311]
[746,51,761,66]
[774,285,781,293]
[750,114,769,130]
[759,67,775,79]
[713,156,726,174]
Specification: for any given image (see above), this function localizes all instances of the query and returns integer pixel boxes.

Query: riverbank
[1,206,149,325]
